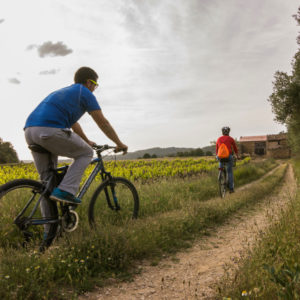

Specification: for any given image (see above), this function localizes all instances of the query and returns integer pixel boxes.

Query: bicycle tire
[88,177,139,228]
[0,179,58,250]
[218,169,227,198]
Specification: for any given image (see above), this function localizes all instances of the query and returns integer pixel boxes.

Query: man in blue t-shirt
[24,67,127,209]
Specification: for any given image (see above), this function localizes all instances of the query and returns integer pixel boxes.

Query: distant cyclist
[216,127,239,193]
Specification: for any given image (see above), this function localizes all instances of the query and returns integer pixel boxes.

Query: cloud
[27,41,73,58]
[8,78,21,84]
[26,44,36,51]
[39,69,60,75]
[0,19,4,24]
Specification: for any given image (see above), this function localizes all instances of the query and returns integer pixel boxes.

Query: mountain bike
[218,156,237,198]
[0,144,139,251]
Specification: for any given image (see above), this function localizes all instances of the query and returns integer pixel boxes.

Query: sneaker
[50,188,81,205]
[229,188,235,193]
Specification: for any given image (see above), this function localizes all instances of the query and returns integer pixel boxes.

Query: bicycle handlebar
[92,144,115,152]
[92,144,127,154]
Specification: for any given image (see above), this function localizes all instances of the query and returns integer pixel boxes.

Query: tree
[143,153,151,159]
[194,148,204,156]
[268,7,300,154]
[175,148,204,157]
[268,70,299,124]
[0,138,19,163]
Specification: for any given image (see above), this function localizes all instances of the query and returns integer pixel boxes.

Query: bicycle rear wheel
[218,170,227,198]
[0,179,58,250]
[88,177,139,228]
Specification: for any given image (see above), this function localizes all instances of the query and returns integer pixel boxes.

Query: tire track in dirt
[80,164,296,300]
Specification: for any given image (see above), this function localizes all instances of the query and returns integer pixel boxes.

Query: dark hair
[74,67,98,84]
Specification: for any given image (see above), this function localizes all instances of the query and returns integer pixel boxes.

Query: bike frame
[77,156,111,199]
[14,172,58,228]
[218,166,227,179]
[14,149,112,228]
[218,160,228,178]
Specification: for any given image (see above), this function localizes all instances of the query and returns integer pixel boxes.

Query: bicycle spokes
[89,178,138,227]
[0,180,59,250]
[104,184,121,211]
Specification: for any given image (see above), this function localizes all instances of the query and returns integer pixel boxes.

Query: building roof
[239,135,267,142]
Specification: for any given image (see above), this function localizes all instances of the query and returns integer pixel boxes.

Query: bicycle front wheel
[88,177,139,228]
[218,170,227,198]
[0,179,58,250]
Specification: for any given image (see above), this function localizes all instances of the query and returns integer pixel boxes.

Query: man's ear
[85,81,92,89]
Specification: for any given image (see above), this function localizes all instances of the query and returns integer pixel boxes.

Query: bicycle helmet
[222,126,230,135]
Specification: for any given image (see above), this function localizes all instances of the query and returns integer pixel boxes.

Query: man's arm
[215,139,219,155]
[71,122,95,146]
[231,138,239,158]
[89,110,128,153]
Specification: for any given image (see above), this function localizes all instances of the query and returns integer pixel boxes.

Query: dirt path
[80,164,297,300]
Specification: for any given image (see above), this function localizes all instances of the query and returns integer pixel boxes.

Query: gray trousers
[24,127,93,232]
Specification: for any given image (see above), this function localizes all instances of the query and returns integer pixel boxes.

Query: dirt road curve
[80,164,296,300]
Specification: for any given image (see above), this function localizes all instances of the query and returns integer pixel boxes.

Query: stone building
[239,133,291,159]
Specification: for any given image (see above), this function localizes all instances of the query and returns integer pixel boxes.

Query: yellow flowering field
[0,157,250,185]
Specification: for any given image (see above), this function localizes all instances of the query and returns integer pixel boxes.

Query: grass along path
[0,160,282,299]
[218,159,300,299]
[79,163,293,300]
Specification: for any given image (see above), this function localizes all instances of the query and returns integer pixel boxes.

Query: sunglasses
[89,79,99,89]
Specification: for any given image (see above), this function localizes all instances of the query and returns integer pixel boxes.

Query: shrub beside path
[80,164,296,300]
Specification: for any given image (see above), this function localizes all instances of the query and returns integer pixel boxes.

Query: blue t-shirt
[24,84,101,129]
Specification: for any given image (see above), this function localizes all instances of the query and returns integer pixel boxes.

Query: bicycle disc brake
[62,210,79,232]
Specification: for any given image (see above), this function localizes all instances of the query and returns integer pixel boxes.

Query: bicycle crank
[62,210,79,232]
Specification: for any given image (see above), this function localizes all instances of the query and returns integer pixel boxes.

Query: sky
[0,0,299,160]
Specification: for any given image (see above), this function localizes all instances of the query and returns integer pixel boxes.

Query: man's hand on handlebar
[91,143,127,154]
[87,140,97,147]
[115,143,128,155]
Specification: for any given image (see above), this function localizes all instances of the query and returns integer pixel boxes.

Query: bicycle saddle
[28,144,51,154]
